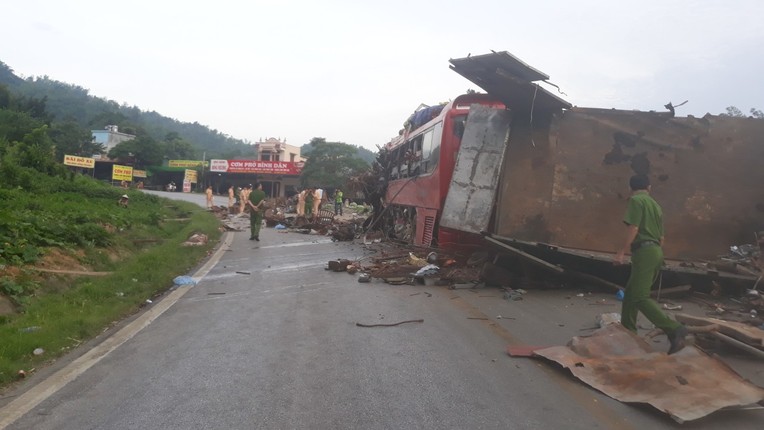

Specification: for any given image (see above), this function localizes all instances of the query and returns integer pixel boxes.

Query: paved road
[3,191,762,429]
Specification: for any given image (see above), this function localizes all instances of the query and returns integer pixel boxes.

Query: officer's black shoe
[667,325,689,355]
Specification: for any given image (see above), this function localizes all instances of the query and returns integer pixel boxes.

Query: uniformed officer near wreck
[615,174,688,354]
[247,182,266,241]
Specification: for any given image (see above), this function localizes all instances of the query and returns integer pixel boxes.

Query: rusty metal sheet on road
[440,105,511,234]
[534,324,764,423]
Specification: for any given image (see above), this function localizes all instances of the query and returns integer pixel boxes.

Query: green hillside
[0,60,252,159]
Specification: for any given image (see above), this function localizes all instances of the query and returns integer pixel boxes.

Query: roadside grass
[0,197,221,387]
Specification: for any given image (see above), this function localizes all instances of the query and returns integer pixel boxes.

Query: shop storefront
[209,159,304,198]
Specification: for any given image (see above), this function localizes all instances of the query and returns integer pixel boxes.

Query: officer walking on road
[615,174,688,354]
[247,183,266,241]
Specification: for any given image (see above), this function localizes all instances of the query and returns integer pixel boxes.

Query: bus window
[409,135,422,176]
[418,122,442,175]
[421,130,433,161]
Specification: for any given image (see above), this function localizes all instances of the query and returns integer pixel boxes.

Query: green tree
[299,137,370,188]
[356,146,376,164]
[0,109,43,148]
[723,106,744,117]
[3,125,63,176]
[0,84,11,109]
[108,135,163,168]
[162,132,198,160]
[722,106,763,118]
[50,121,105,160]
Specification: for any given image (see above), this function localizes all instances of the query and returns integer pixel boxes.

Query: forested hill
[0,61,251,158]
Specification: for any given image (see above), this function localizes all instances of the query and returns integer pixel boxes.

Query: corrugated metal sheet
[535,324,764,423]
[440,105,511,234]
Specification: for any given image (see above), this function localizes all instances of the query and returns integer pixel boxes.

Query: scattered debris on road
[674,313,764,359]
[355,319,424,328]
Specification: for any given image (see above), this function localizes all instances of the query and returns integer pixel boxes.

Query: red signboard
[209,159,304,175]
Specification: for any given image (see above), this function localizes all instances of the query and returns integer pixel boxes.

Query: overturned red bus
[380,51,764,264]
[382,93,506,249]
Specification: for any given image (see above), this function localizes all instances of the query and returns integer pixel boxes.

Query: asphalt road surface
[2,190,762,429]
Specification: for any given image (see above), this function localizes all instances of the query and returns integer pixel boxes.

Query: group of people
[219,183,267,240]
[219,184,258,215]
[296,188,322,217]
[295,188,344,218]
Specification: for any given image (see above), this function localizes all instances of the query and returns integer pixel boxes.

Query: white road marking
[0,233,235,429]
[261,262,327,273]
[257,239,333,249]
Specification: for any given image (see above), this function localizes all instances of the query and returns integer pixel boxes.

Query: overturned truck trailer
[383,51,764,285]
[492,107,764,261]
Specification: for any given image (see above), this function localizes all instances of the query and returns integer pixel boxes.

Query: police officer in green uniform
[334,188,344,216]
[615,174,688,354]
[247,183,267,241]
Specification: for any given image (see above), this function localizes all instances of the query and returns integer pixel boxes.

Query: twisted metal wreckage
[216,50,764,423]
[360,51,764,422]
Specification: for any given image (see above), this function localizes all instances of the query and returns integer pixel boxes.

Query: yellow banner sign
[112,165,133,181]
[63,154,95,168]
[133,169,147,178]
[184,169,198,183]
[169,160,208,168]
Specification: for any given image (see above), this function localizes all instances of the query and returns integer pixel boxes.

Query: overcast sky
[3,0,762,151]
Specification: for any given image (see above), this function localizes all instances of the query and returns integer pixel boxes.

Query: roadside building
[91,125,135,155]
[208,137,305,198]
[251,137,305,197]
[90,125,138,183]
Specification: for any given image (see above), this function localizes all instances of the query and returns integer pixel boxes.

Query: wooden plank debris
[675,313,764,348]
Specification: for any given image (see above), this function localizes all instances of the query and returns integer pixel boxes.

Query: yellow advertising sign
[169,160,208,168]
[184,169,198,183]
[63,154,95,168]
[133,169,147,178]
[112,165,133,181]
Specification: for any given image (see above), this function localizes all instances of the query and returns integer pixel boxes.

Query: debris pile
[323,247,489,287]
[707,238,763,278]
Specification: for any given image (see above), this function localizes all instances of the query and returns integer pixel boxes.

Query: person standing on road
[615,174,687,354]
[228,185,235,213]
[304,188,314,217]
[334,189,343,216]
[312,188,323,218]
[205,186,214,209]
[296,188,306,216]
[247,183,266,241]
[239,185,251,215]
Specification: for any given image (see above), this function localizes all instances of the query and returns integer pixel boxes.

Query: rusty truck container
[448,52,764,261]
[494,108,764,261]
